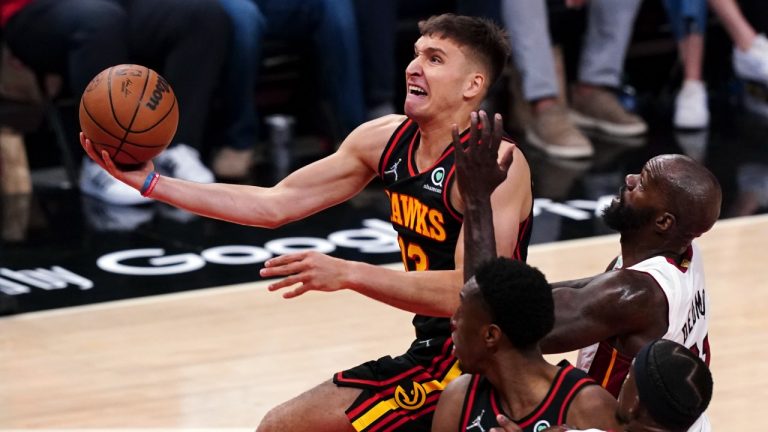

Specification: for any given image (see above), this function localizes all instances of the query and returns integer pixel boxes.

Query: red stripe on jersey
[518,364,573,428]
[380,119,413,177]
[557,378,595,424]
[406,131,421,176]
[442,166,463,223]
[460,376,483,430]
[490,387,502,416]
[513,215,532,261]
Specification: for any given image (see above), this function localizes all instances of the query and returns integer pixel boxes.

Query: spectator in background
[1,0,229,205]
[666,0,768,129]
[502,0,648,159]
[212,0,366,181]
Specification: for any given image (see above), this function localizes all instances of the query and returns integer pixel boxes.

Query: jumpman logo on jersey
[466,409,486,432]
[385,158,402,181]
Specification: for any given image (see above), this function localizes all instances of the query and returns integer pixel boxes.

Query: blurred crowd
[1,0,768,207]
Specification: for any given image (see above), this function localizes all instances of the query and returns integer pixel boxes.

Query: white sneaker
[733,34,768,86]
[674,80,709,129]
[79,158,151,206]
[154,143,215,183]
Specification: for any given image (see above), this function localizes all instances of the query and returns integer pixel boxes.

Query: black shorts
[333,336,461,432]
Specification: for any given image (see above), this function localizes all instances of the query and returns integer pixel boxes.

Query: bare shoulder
[583,269,668,314]
[433,374,472,432]
[443,373,472,396]
[566,384,619,431]
[340,114,407,168]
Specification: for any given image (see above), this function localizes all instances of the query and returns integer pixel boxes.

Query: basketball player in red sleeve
[81,14,534,432]
[488,339,713,432]
[454,122,721,432]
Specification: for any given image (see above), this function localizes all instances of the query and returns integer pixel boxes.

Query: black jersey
[458,361,597,432]
[378,118,533,338]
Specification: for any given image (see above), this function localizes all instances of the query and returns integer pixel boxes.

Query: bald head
[650,155,722,240]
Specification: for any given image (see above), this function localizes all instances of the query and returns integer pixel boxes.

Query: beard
[602,188,655,232]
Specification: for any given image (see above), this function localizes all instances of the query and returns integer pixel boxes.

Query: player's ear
[655,212,676,232]
[463,72,485,99]
[485,324,502,348]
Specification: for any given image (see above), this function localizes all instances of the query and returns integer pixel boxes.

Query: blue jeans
[664,0,709,40]
[218,0,365,150]
[217,0,265,150]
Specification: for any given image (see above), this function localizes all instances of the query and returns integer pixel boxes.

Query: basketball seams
[88,140,143,164]
[114,65,153,157]
[128,94,177,133]
[81,102,169,148]
[80,64,177,165]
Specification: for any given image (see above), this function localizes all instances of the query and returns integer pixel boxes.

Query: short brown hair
[418,14,510,87]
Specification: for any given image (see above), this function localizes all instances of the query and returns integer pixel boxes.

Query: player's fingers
[100,150,119,173]
[491,113,504,152]
[499,144,515,172]
[469,111,479,146]
[263,252,307,268]
[266,275,304,292]
[260,260,305,278]
[80,135,102,164]
[495,414,522,431]
[479,110,491,147]
[282,283,312,299]
[452,124,464,160]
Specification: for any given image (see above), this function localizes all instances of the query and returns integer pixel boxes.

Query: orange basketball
[79,64,179,166]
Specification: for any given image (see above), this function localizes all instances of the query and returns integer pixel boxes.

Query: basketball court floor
[2,92,768,429]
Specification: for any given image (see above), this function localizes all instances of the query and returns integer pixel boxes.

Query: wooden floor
[2,214,767,431]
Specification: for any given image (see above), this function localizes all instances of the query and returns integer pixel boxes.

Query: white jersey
[576,242,711,432]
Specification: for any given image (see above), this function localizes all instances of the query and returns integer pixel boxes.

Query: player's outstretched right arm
[80,115,403,228]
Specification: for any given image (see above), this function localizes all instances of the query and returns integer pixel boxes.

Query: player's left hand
[452,110,514,202]
[261,251,348,298]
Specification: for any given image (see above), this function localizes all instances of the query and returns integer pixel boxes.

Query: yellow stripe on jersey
[351,361,463,431]
[601,348,619,388]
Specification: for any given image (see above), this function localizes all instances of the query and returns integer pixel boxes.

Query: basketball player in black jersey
[429,124,617,432]
[431,258,619,432]
[452,97,720,431]
[81,14,533,432]
[489,339,713,432]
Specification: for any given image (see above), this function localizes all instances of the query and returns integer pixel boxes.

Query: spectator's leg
[501,0,593,159]
[353,0,397,118]
[127,0,230,154]
[3,0,128,95]
[570,0,648,137]
[311,0,366,137]
[576,0,643,89]
[217,0,265,151]
[212,0,266,179]
[501,0,560,103]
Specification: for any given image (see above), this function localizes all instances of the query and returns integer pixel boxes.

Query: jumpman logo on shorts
[385,158,402,181]
[467,409,486,432]
[415,338,433,348]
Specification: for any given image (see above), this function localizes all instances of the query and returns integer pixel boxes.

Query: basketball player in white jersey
[454,134,721,432]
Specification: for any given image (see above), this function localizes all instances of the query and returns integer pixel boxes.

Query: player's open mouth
[408,85,428,97]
